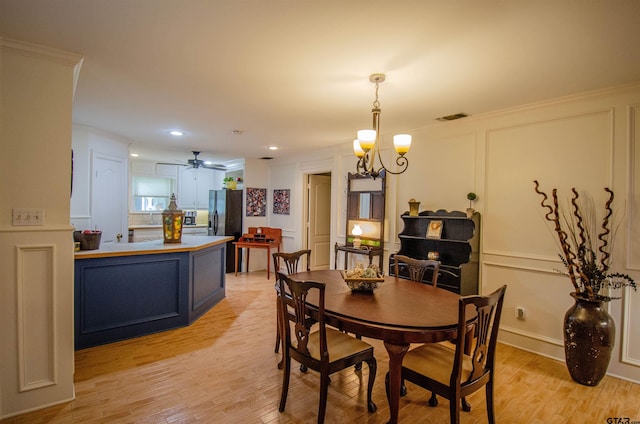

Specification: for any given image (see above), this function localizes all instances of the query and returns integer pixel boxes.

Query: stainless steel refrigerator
[208,189,243,273]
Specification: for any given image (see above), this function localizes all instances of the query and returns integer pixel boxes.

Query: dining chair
[390,284,507,424]
[276,271,377,423]
[393,254,440,286]
[273,250,312,365]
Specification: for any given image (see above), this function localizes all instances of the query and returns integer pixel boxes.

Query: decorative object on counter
[273,189,290,215]
[352,73,411,178]
[73,230,102,250]
[161,193,184,244]
[352,224,363,248]
[183,210,197,225]
[223,177,237,190]
[341,264,383,293]
[246,187,267,216]
[533,180,636,386]
[466,192,477,217]
[408,198,420,216]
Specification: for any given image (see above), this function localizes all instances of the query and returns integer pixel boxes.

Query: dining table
[291,269,475,424]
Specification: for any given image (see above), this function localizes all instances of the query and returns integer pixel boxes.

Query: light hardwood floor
[3,271,640,423]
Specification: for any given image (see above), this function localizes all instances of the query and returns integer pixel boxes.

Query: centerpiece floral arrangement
[533,180,636,301]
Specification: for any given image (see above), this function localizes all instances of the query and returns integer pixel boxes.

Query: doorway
[305,173,331,270]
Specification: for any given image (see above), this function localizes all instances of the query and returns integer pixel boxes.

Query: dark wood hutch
[389,209,480,295]
[334,171,385,270]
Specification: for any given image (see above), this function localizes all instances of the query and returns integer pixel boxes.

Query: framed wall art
[273,189,290,215]
[426,220,443,239]
[246,187,267,217]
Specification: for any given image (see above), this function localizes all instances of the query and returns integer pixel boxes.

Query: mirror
[359,193,371,219]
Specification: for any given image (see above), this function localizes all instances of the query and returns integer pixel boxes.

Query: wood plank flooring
[3,271,640,423]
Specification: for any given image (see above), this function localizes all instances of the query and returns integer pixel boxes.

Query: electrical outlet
[12,208,45,226]
[516,306,526,320]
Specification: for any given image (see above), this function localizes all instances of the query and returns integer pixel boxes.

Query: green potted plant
[223,177,237,190]
[466,192,477,217]
[533,180,636,386]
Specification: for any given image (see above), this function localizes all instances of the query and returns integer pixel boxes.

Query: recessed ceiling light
[130,153,139,157]
[169,130,184,136]
[268,146,278,151]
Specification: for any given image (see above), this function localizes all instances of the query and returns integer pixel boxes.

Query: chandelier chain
[373,81,380,109]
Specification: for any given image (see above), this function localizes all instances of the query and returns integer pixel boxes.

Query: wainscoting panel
[16,244,56,392]
[484,109,613,259]
[629,105,640,270]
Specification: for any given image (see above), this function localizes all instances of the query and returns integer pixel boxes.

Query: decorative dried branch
[533,180,636,301]
[534,181,580,291]
[598,188,614,273]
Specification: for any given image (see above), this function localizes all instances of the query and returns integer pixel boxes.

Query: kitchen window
[131,176,174,212]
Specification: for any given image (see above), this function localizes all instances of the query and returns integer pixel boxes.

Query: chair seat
[297,327,374,363]
[403,343,473,386]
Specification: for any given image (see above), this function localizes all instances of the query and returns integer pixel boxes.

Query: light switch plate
[12,208,45,226]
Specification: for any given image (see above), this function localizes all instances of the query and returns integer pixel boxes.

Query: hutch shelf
[389,209,480,295]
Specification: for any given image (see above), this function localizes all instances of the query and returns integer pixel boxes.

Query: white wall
[269,82,640,383]
[0,37,82,419]
[70,125,129,233]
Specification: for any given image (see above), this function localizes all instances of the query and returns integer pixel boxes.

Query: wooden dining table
[291,269,475,424]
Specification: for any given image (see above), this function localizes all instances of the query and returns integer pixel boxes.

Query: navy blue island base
[74,236,233,349]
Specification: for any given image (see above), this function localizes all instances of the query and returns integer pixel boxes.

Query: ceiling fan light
[357,129,376,152]
[393,134,411,156]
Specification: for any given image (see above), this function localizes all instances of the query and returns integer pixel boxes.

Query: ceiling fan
[157,151,227,171]
[188,151,227,170]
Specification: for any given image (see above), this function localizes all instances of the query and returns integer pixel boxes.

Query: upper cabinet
[178,167,222,209]
[130,161,178,179]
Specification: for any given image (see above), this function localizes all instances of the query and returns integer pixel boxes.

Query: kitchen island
[74,236,232,349]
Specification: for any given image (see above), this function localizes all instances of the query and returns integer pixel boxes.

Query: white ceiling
[1,0,640,167]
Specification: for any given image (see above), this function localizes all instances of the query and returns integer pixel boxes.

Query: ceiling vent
[259,157,274,160]
[436,113,468,122]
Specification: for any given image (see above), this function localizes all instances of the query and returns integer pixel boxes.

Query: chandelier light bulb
[353,140,365,158]
[357,129,376,152]
[393,134,412,156]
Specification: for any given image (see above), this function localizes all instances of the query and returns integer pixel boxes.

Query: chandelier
[353,73,411,178]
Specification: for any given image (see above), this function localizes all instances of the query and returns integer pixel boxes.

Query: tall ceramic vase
[564,292,615,386]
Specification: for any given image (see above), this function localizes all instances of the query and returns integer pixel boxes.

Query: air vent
[436,113,468,122]
[259,157,274,160]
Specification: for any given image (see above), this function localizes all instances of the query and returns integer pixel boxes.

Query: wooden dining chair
[276,271,377,423]
[393,254,440,286]
[273,250,312,367]
[391,285,507,424]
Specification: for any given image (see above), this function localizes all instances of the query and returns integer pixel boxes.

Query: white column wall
[0,38,82,418]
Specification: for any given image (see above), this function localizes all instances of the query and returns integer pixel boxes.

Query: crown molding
[0,36,82,67]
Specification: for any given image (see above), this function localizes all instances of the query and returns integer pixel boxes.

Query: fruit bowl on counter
[341,264,384,293]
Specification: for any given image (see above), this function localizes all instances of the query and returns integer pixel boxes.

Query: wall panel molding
[628,104,640,270]
[16,244,56,392]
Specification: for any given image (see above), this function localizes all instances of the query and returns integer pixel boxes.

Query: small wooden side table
[234,227,281,279]
[334,243,384,270]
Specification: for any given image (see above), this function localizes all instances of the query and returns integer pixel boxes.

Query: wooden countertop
[75,235,233,259]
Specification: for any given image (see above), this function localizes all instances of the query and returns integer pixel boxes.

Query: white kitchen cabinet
[131,227,163,242]
[156,163,179,178]
[182,226,208,236]
[178,167,222,209]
